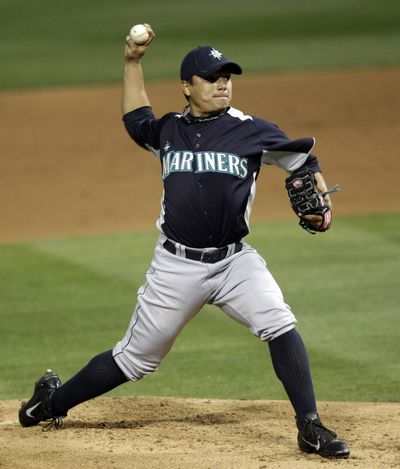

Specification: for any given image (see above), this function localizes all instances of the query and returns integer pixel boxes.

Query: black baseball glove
[285,168,339,234]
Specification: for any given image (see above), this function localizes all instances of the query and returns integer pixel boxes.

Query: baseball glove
[285,168,339,234]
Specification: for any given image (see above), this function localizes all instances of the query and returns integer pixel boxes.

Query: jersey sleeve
[253,117,320,172]
[123,106,172,157]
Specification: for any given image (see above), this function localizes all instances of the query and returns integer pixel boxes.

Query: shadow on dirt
[59,412,240,429]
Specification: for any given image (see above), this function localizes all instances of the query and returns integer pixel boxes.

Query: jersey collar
[181,105,228,124]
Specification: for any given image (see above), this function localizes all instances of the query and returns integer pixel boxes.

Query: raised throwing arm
[121,23,155,115]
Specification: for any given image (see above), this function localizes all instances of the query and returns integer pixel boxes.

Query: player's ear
[181,80,191,98]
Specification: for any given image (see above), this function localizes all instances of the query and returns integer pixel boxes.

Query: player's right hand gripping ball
[129,24,150,45]
[285,168,332,234]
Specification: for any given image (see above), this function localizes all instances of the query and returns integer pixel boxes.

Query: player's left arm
[255,118,336,231]
[255,117,316,172]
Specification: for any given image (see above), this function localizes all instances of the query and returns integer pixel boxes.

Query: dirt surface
[1,68,399,243]
[1,397,399,468]
[1,69,399,468]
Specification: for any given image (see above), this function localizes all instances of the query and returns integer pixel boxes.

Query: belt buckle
[200,248,211,263]
[200,247,226,263]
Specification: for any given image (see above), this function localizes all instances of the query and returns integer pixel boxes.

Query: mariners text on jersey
[123,105,320,248]
[162,150,248,179]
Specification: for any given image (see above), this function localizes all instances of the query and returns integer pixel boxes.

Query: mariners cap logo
[209,48,223,60]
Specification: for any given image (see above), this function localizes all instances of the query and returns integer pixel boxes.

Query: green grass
[0,0,399,89]
[1,213,399,402]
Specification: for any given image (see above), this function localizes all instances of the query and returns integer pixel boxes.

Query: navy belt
[163,239,242,264]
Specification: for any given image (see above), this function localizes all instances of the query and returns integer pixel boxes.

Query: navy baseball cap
[180,46,242,81]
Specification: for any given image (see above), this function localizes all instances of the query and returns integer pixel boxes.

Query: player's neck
[182,105,228,123]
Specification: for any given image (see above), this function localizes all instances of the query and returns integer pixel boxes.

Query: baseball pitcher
[19,24,349,459]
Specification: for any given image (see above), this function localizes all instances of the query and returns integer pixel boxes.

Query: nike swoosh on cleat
[302,437,320,451]
[26,401,42,418]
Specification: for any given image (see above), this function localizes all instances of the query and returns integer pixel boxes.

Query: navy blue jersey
[124,106,320,248]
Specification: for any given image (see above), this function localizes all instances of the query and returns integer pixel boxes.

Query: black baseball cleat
[297,413,350,459]
[19,369,63,428]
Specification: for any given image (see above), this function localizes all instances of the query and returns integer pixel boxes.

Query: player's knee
[256,323,296,342]
[113,351,160,381]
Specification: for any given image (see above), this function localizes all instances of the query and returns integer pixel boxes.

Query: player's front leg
[113,237,210,380]
[269,329,350,459]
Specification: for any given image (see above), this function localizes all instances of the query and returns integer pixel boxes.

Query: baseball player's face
[182,72,232,117]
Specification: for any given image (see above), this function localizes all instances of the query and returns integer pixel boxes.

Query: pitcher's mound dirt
[1,397,399,468]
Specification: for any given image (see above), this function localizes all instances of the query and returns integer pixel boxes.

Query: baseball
[129,24,150,45]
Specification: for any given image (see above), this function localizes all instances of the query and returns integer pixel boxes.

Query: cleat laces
[42,417,64,432]
[307,418,337,442]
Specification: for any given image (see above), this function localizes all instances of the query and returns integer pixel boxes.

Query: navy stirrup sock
[51,349,128,417]
[268,329,317,422]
